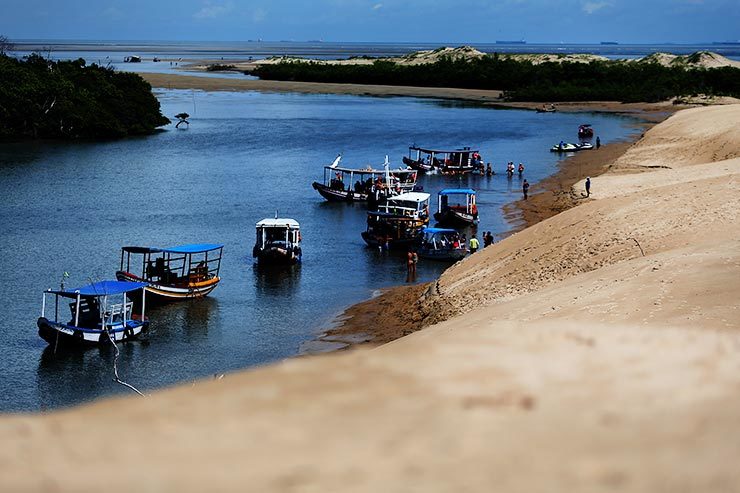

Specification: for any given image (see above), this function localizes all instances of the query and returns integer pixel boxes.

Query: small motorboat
[253,217,302,265]
[576,142,594,151]
[433,188,478,227]
[37,280,149,348]
[536,104,556,113]
[550,142,580,152]
[416,228,467,262]
[578,124,594,139]
[117,244,224,302]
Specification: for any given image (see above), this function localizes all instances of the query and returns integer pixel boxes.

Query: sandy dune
[1,105,739,492]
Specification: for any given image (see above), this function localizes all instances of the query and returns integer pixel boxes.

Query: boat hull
[403,156,435,173]
[37,317,148,348]
[116,271,220,302]
[417,247,467,262]
[361,231,419,250]
[434,209,478,227]
[256,248,301,266]
[312,182,368,202]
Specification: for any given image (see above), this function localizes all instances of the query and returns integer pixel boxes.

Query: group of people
[506,162,525,176]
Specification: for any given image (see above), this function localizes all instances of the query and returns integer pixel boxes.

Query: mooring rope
[105,331,146,397]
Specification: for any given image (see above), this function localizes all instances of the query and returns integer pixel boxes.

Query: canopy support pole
[74,292,80,327]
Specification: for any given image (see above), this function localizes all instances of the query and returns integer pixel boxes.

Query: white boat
[253,217,302,265]
[361,192,430,249]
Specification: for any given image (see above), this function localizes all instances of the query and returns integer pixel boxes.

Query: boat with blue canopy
[116,243,223,301]
[38,280,149,348]
[416,227,467,261]
[434,188,478,227]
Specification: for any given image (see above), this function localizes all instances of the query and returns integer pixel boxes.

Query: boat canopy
[121,244,223,254]
[256,218,300,228]
[161,243,224,254]
[389,192,430,203]
[421,227,458,234]
[409,146,479,154]
[439,188,476,196]
[49,280,148,298]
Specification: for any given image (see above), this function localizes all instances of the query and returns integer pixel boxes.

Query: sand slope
[1,105,739,492]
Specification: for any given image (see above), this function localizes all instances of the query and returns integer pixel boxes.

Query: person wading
[407,249,418,282]
[522,179,530,200]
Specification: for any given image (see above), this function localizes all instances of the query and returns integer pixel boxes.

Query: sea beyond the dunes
[0,81,639,411]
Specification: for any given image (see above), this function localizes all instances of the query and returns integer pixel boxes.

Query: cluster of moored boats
[38,125,593,349]
[310,147,484,262]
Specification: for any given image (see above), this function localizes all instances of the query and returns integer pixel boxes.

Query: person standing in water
[585,177,591,197]
[518,163,525,176]
[596,136,601,149]
[522,179,530,200]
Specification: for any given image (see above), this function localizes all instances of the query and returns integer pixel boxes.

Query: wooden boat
[312,155,418,203]
[361,192,430,249]
[253,218,302,265]
[402,146,484,175]
[578,124,594,139]
[116,244,223,301]
[37,280,149,348]
[433,188,478,227]
[416,228,467,262]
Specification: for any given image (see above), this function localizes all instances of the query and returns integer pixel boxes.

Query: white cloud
[582,1,611,14]
[372,3,383,10]
[193,1,234,20]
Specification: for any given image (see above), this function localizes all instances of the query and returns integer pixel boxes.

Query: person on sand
[585,177,591,197]
[522,179,530,200]
[596,136,601,149]
[469,236,480,254]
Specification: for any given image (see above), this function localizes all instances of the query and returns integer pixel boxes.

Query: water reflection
[36,340,143,411]
[252,263,302,297]
[148,296,220,343]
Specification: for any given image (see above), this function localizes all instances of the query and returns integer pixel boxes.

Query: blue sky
[1,0,738,43]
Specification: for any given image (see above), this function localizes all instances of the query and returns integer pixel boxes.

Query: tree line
[0,53,170,140]
[253,55,740,102]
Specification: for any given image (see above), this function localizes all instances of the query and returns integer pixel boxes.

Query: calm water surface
[0,90,639,411]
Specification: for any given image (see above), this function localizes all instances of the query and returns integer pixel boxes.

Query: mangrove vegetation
[0,53,170,140]
[253,55,740,102]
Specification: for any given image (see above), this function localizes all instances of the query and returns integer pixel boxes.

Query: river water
[0,89,639,411]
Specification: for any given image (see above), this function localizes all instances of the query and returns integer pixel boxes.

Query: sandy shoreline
[1,73,739,491]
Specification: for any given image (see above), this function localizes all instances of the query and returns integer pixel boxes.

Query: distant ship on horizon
[600,41,619,45]
[495,40,526,45]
